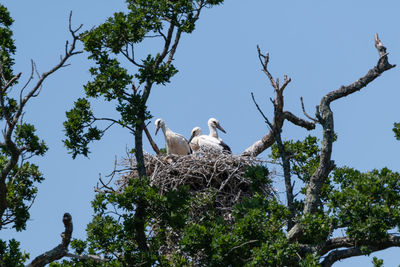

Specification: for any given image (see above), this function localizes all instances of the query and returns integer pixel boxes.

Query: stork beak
[155,126,160,135]
[216,123,226,134]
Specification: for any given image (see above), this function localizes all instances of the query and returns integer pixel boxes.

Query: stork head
[189,126,202,143]
[208,118,226,133]
[154,118,165,135]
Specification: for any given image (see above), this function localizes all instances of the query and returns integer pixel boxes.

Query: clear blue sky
[2,1,400,266]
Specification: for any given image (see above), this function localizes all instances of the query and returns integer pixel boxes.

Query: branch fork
[287,34,395,250]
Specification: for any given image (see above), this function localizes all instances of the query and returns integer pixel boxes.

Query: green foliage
[393,122,400,140]
[50,239,103,267]
[0,5,47,233]
[0,122,47,158]
[271,135,320,183]
[0,239,29,267]
[59,132,400,265]
[64,0,224,158]
[80,177,192,265]
[296,212,332,244]
[56,1,400,266]
[3,160,44,230]
[135,54,178,85]
[159,147,167,155]
[84,55,133,101]
[71,170,305,266]
[329,167,400,242]
[372,257,384,267]
[181,195,299,266]
[14,123,48,156]
[297,254,320,267]
[244,165,271,194]
[0,97,17,120]
[63,126,400,266]
[63,98,102,158]
[0,4,15,83]
[270,135,333,214]
[60,4,230,261]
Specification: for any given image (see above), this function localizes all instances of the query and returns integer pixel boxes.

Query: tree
[55,1,400,267]
[2,1,400,266]
[61,0,223,261]
[0,4,82,266]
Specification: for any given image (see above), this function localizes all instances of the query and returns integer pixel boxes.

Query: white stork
[189,126,231,153]
[155,118,192,156]
[208,118,231,152]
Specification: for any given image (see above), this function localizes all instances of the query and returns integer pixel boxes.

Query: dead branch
[287,34,395,242]
[251,92,295,230]
[27,213,73,267]
[242,47,315,157]
[144,124,160,155]
[12,12,83,129]
[283,111,315,130]
[300,97,318,123]
[319,235,400,267]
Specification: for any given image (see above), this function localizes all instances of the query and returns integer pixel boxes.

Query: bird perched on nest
[189,118,231,153]
[155,118,192,156]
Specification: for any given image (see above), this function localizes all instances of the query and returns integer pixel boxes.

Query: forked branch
[242,47,315,157]
[287,34,395,242]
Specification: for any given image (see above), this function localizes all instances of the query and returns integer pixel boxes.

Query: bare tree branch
[13,12,83,129]
[144,124,160,155]
[300,97,318,123]
[92,116,135,133]
[287,34,395,242]
[1,72,21,94]
[121,44,145,68]
[283,111,315,130]
[242,47,315,157]
[27,213,73,267]
[251,92,295,229]
[0,11,83,228]
[167,29,182,65]
[20,61,36,103]
[320,235,400,267]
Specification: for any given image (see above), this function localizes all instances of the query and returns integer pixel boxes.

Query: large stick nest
[116,151,275,220]
[113,151,275,260]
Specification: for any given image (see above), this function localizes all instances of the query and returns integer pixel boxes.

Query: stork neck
[160,124,169,137]
[208,125,218,139]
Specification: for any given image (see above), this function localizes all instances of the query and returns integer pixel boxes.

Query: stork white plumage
[155,118,192,156]
[189,125,231,153]
[208,118,231,152]
[188,127,203,152]
[207,118,226,139]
